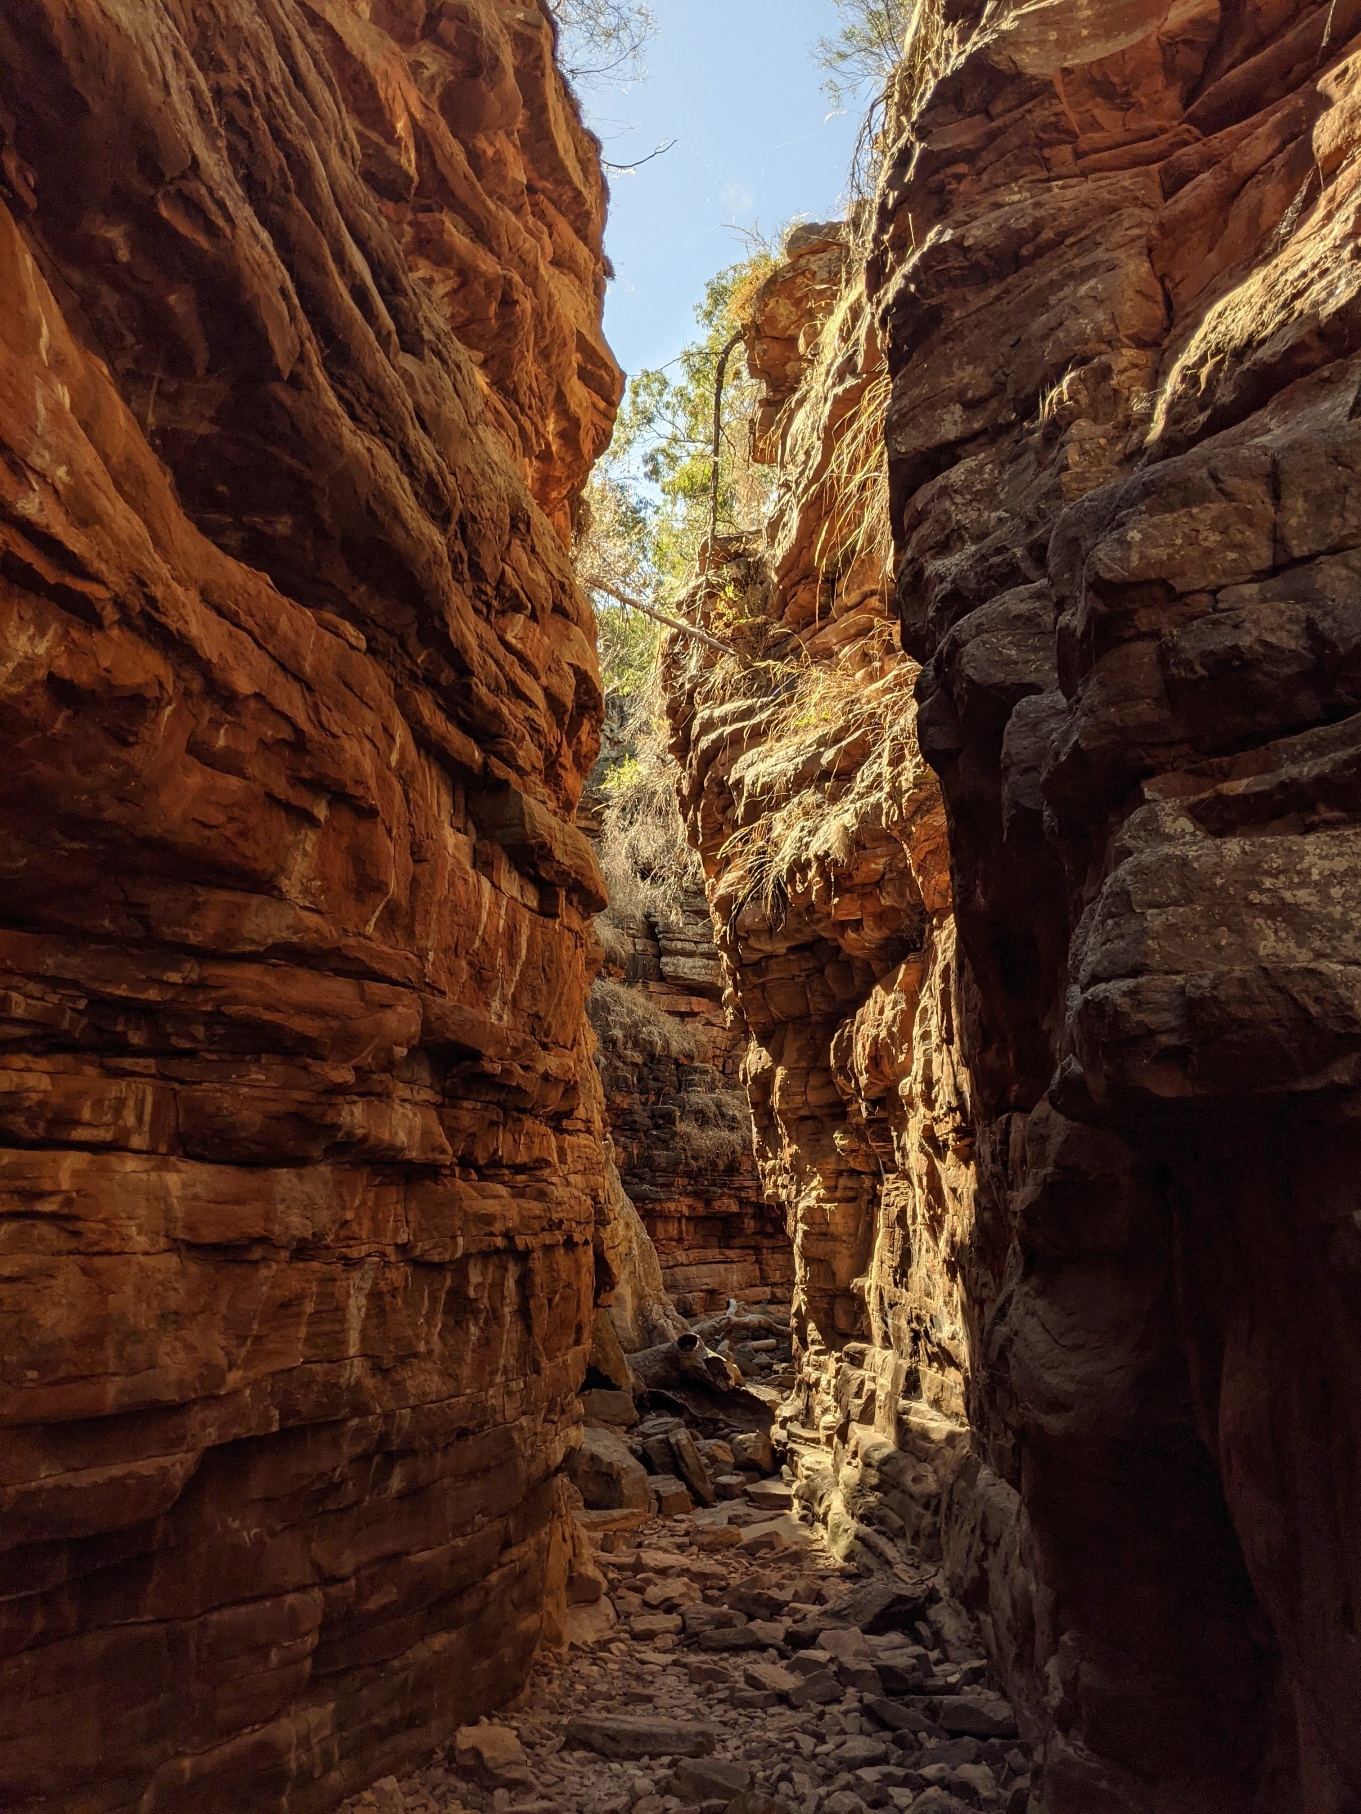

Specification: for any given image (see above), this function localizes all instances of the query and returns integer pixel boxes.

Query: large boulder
[568,1427,651,1510]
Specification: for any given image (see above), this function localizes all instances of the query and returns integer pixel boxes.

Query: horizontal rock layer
[593,893,792,1316]
[0,2,620,1809]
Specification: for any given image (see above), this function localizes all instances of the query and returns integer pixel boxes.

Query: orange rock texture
[591,894,793,1316]
[0,2,620,1808]
[666,2,1361,1809]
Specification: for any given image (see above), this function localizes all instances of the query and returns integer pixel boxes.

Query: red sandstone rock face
[668,8,1361,1808]
[592,899,793,1316]
[871,0,1361,1807]
[0,3,620,1808]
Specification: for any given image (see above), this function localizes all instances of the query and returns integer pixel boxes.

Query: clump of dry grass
[811,365,894,582]
[715,641,916,928]
[596,668,704,929]
[589,978,700,1062]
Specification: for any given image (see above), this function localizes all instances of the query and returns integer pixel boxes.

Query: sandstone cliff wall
[666,6,1361,1807]
[592,895,793,1316]
[0,3,621,1808]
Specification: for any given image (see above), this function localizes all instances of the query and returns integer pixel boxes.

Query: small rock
[713,1474,750,1500]
[652,1476,695,1517]
[669,1756,751,1802]
[936,1696,1017,1741]
[745,1479,794,1512]
[370,1780,405,1814]
[454,1727,527,1787]
[823,1794,867,1814]
[564,1715,717,1760]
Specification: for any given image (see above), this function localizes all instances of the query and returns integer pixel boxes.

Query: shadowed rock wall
[0,2,621,1808]
[876,0,1361,1806]
[666,6,1361,1807]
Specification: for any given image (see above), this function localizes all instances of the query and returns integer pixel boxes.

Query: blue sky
[576,0,863,382]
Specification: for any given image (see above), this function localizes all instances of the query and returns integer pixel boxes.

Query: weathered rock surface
[872,0,1361,1807]
[665,4,1361,1809]
[592,897,793,1315]
[0,1,622,1808]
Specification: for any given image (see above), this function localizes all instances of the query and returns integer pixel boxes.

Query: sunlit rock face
[871,0,1361,1806]
[0,2,621,1808]
[662,220,988,1625]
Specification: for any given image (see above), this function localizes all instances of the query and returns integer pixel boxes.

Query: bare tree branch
[586,577,731,655]
[602,137,677,173]
[709,329,746,548]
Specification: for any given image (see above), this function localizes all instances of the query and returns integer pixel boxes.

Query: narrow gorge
[0,3,1358,1814]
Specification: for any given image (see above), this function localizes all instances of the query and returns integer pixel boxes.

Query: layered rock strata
[0,3,621,1809]
[663,222,979,1600]
[592,895,793,1315]
[668,10,1361,1807]
[875,1,1361,1808]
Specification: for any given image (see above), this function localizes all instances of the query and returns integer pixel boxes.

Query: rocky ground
[341,1491,1035,1814]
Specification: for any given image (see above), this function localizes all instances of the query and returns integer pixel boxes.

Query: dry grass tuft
[589,978,701,1062]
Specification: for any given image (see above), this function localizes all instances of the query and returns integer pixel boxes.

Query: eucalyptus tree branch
[586,576,730,656]
[709,328,746,549]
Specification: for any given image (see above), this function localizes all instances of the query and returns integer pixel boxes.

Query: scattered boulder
[651,1475,694,1516]
[454,1725,528,1787]
[786,1669,841,1707]
[666,1756,751,1802]
[564,1715,717,1759]
[630,1612,683,1640]
[580,1388,638,1426]
[745,1478,794,1512]
[729,1432,776,1475]
[566,1598,618,1646]
[570,1428,651,1511]
[696,1521,744,1550]
[937,1694,1018,1740]
[825,1580,932,1635]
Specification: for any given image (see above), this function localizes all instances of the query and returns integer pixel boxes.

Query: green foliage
[609,254,777,583]
[813,0,912,107]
